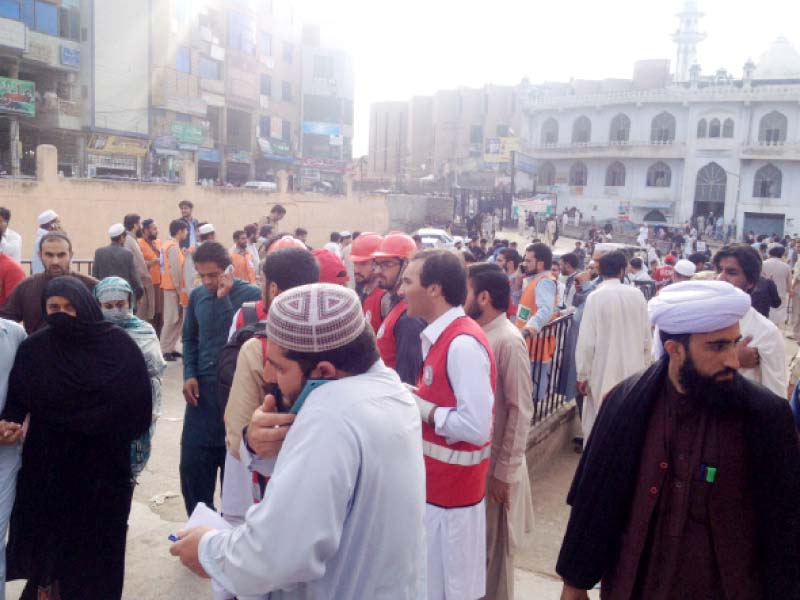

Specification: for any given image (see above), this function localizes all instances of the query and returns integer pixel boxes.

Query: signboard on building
[302,121,341,136]
[484,137,520,163]
[301,156,345,172]
[258,137,294,162]
[226,150,252,164]
[198,148,221,163]
[514,151,537,175]
[170,122,204,146]
[0,77,35,117]
[88,134,149,157]
[0,18,25,51]
[60,46,81,68]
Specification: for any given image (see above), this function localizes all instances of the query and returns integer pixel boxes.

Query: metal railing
[527,313,574,425]
[20,260,94,276]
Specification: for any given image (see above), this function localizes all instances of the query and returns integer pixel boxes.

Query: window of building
[697,118,707,138]
[260,74,272,96]
[260,31,271,56]
[723,118,734,138]
[753,163,782,198]
[694,162,727,203]
[259,116,270,138]
[609,113,630,142]
[470,125,483,144]
[709,118,721,138]
[33,0,58,36]
[0,0,19,19]
[282,120,291,142]
[228,11,256,55]
[313,55,334,79]
[541,118,558,145]
[58,5,80,41]
[758,111,787,145]
[571,116,591,144]
[651,112,676,143]
[646,161,671,187]
[199,56,221,80]
[176,46,191,74]
[304,94,341,122]
[569,162,588,186]
[20,0,33,28]
[496,124,510,137]
[538,162,555,186]
[281,81,292,102]
[605,161,626,186]
[282,41,293,63]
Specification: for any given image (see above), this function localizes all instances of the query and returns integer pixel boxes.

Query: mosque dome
[753,36,800,80]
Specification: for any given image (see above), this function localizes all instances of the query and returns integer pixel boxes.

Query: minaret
[672,0,706,82]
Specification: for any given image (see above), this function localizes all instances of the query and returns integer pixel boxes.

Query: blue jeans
[0,443,21,600]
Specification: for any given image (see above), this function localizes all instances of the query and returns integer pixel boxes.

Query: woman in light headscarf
[94,276,167,479]
[0,276,151,599]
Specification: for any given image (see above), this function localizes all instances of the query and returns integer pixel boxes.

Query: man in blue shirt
[181,242,260,515]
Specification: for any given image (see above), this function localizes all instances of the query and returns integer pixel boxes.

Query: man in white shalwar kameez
[170,284,426,599]
[576,251,652,441]
[714,244,788,397]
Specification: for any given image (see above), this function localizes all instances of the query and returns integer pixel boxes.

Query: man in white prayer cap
[558,280,800,600]
[171,283,426,599]
[712,243,787,397]
[30,209,60,274]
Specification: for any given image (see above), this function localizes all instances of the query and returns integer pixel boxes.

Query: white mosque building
[519,1,800,237]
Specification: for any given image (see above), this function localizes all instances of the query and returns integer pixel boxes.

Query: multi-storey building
[0,0,349,186]
[520,3,800,236]
[368,84,520,188]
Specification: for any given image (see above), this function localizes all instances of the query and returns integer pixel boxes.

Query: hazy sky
[293,0,800,156]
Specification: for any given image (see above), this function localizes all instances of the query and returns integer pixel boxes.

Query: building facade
[520,5,800,237]
[0,0,349,187]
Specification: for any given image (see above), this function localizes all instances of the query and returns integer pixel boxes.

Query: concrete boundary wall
[3,145,391,259]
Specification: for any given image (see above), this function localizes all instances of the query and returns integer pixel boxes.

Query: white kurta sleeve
[575,295,597,383]
[755,323,788,397]
[432,335,494,446]
[199,407,359,598]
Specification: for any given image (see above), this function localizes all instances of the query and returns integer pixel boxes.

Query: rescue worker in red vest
[372,232,424,384]
[516,243,558,401]
[348,232,388,333]
[400,249,496,600]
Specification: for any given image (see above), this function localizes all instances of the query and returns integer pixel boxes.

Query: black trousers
[179,444,226,516]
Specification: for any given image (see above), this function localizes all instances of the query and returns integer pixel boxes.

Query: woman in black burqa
[1,276,152,599]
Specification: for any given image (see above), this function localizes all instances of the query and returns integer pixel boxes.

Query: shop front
[86,134,149,179]
[225,149,252,186]
[256,137,295,184]
[198,148,221,183]
[299,156,346,193]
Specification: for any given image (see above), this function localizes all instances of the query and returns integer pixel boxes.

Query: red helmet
[372,232,417,260]
[313,249,349,284]
[349,233,383,263]
[268,235,307,253]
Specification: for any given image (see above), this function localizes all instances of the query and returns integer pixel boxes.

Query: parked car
[307,180,334,193]
[243,180,277,192]
[414,228,455,249]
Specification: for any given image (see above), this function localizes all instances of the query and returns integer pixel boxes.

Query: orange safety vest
[161,240,188,304]
[230,250,256,283]
[516,271,558,362]
[138,238,162,285]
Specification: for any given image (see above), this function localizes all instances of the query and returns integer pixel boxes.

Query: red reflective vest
[416,316,496,508]
[362,286,386,334]
[376,299,406,369]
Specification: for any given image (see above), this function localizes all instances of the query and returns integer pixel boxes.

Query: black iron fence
[20,260,94,276]
[526,313,574,425]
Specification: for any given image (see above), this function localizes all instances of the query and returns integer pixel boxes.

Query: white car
[415,228,455,249]
[243,180,277,192]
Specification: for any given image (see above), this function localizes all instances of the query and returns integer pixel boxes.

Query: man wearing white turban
[558,279,800,600]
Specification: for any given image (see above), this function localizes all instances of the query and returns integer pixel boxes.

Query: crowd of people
[0,200,799,599]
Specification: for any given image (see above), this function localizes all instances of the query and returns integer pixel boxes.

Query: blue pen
[168,534,179,543]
